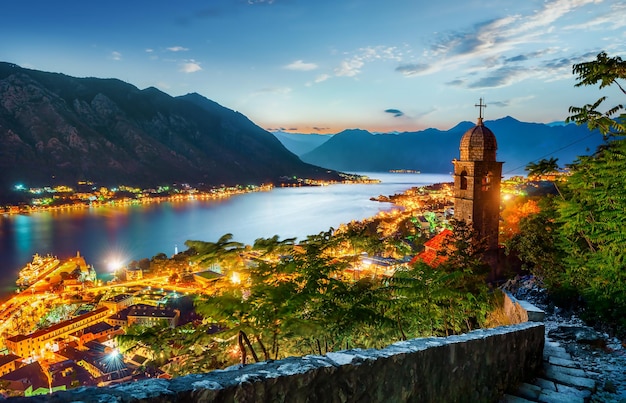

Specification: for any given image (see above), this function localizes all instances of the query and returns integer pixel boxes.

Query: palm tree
[525,157,564,198]
[185,233,244,271]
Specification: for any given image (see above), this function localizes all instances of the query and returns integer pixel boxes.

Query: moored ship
[16,253,61,288]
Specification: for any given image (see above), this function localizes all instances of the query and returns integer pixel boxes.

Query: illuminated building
[99,294,134,313]
[5,307,110,359]
[0,353,21,376]
[106,304,180,329]
[452,99,503,252]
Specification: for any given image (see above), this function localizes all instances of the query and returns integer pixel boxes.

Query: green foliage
[557,139,626,325]
[525,158,559,177]
[508,52,626,330]
[505,197,566,289]
[190,227,492,368]
[567,52,626,136]
[185,233,244,272]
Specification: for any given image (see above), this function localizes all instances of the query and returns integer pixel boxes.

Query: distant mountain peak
[0,63,342,191]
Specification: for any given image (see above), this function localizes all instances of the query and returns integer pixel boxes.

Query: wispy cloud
[401,0,603,88]
[335,59,364,77]
[336,46,403,77]
[167,46,189,52]
[180,60,202,73]
[467,66,531,89]
[284,60,318,71]
[110,51,122,61]
[446,79,465,87]
[563,2,626,31]
[314,74,330,83]
[385,109,404,118]
[395,63,430,77]
[254,87,292,95]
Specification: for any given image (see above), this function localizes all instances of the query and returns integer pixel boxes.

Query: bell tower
[452,99,503,251]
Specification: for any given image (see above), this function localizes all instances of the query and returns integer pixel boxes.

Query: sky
[2,0,625,134]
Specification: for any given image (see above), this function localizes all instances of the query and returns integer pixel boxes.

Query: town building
[127,304,180,328]
[5,307,110,359]
[0,353,21,376]
[0,361,55,397]
[413,229,453,267]
[105,304,180,329]
[99,293,134,313]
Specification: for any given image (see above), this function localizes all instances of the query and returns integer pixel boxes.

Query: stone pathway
[502,337,597,402]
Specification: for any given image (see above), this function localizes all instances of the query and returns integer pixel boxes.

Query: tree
[567,52,626,136]
[185,233,244,272]
[525,158,564,198]
[525,157,559,179]
[508,52,626,329]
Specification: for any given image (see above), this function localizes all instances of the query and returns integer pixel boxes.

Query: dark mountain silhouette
[0,62,341,195]
[297,117,604,174]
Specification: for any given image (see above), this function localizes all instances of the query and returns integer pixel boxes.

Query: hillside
[0,62,340,195]
[297,117,604,174]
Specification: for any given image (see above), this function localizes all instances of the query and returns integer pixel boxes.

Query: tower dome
[459,118,497,161]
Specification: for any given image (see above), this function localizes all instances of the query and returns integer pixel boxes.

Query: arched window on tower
[482,172,492,191]
[460,170,468,190]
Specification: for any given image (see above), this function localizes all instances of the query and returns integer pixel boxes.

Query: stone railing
[503,290,545,323]
[14,321,545,403]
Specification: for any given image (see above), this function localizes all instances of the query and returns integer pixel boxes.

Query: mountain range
[0,62,340,196]
[273,119,604,174]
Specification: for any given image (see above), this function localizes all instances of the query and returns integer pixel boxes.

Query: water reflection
[0,173,451,294]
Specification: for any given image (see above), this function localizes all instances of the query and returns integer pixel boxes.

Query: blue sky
[2,0,625,133]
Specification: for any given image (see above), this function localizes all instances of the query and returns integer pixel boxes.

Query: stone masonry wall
[503,290,546,323]
[15,322,544,403]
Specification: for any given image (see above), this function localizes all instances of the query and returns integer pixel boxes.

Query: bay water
[0,173,451,296]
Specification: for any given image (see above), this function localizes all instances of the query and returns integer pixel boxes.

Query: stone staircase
[502,338,597,402]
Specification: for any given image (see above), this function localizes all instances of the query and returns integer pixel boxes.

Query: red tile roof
[411,229,454,267]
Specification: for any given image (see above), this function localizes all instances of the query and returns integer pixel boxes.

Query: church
[415,99,503,272]
[452,99,503,253]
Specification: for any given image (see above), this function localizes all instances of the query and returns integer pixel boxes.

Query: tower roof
[459,118,497,161]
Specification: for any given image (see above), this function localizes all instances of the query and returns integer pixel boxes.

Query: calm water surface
[0,173,451,295]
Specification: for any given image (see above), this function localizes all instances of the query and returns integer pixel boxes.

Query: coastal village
[0,159,532,396]
[1,171,374,216]
[0,115,544,396]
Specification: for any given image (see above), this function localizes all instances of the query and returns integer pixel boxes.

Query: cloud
[395,63,430,77]
[335,59,364,77]
[446,79,465,87]
[336,46,404,78]
[111,51,122,61]
[313,127,330,132]
[404,0,601,86]
[254,87,292,95]
[563,3,626,31]
[467,66,529,89]
[145,49,154,53]
[180,60,202,73]
[306,73,331,87]
[385,109,404,118]
[489,100,509,107]
[167,46,189,52]
[248,0,275,3]
[284,60,318,71]
[504,55,528,63]
[315,74,330,83]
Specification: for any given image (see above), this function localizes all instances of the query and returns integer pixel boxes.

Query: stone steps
[501,338,596,403]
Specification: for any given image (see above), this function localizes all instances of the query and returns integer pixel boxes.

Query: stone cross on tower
[452,100,503,253]
[475,98,486,121]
